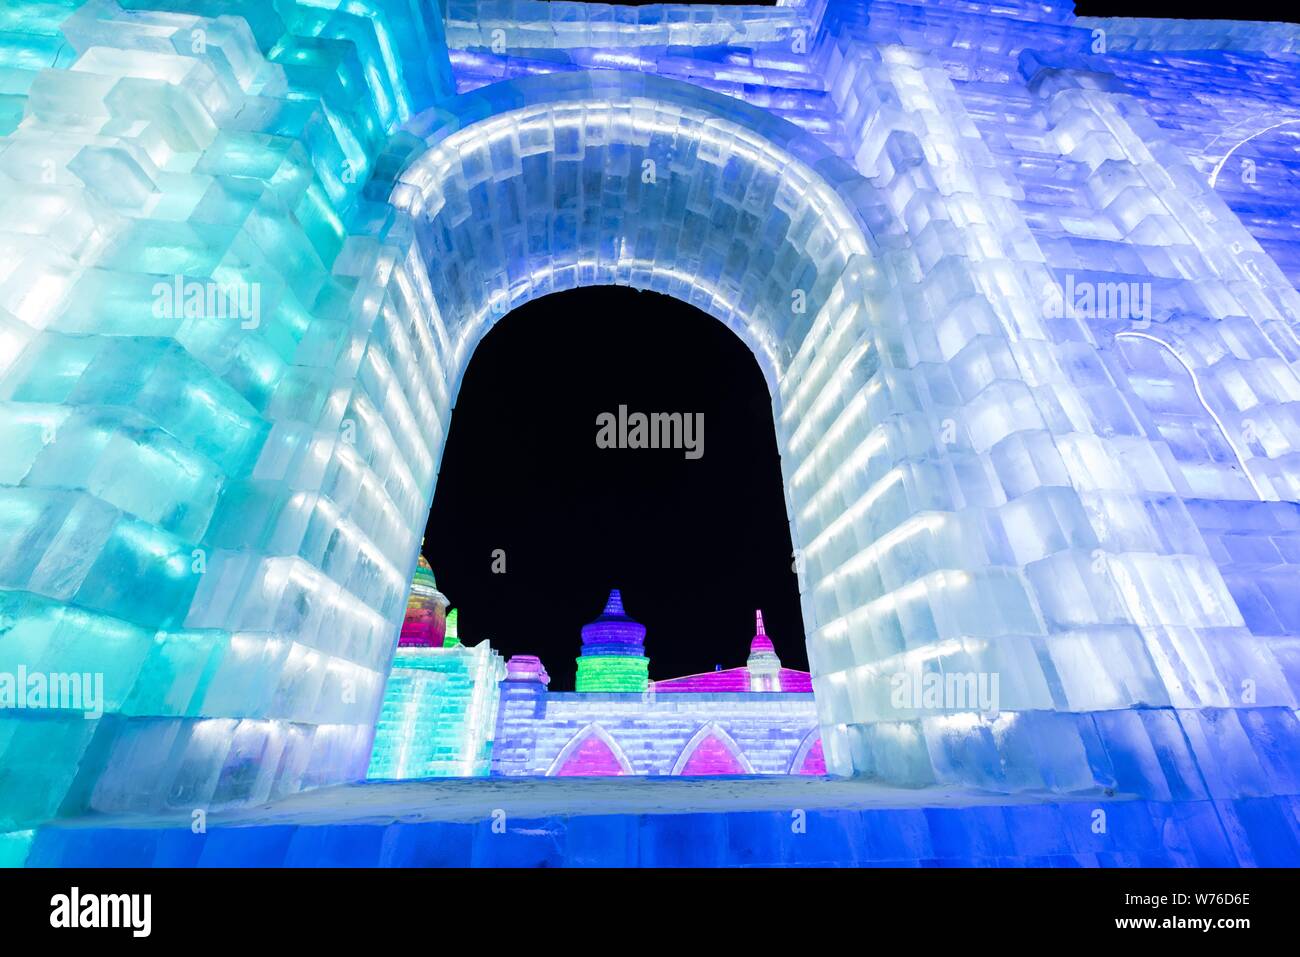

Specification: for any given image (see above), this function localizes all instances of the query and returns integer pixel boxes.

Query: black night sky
[605,0,1297,19]
[422,286,807,691]
[1072,1,1296,19]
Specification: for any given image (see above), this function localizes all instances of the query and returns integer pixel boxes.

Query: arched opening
[346,75,889,790]
[671,722,754,776]
[369,281,821,782]
[422,284,806,687]
[790,727,826,776]
[546,723,634,777]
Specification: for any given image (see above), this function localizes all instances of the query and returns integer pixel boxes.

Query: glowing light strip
[781,289,869,422]
[800,467,904,557]
[788,379,884,488]
[796,428,889,522]
[448,258,772,390]
[1114,331,1268,500]
[1208,118,1300,189]
[816,570,972,642]
[785,339,876,454]
[816,512,947,586]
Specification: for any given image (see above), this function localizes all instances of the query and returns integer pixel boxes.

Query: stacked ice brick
[444,0,805,51]
[1,0,1300,869]
[0,0,454,834]
[1065,19,1300,664]
[366,557,505,779]
[762,7,1300,849]
[367,635,506,779]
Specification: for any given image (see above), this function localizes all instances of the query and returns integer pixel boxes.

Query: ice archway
[377,74,874,398]
[339,69,904,773]
[0,65,904,826]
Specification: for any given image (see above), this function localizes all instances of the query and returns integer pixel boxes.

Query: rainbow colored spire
[575,589,649,692]
[398,555,449,647]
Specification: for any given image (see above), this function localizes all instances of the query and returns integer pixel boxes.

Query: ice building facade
[492,596,825,776]
[367,635,505,778]
[2,0,1300,866]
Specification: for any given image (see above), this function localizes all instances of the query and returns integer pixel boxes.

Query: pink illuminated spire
[750,609,774,653]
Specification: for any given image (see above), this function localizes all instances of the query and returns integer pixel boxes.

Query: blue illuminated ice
[1,0,1299,867]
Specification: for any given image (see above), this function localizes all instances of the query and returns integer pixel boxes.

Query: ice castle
[4,0,1300,866]
[492,599,826,776]
[366,576,822,779]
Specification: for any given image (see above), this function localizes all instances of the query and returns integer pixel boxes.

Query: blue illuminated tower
[574,590,650,693]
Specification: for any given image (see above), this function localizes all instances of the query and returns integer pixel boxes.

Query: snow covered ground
[52,774,1125,831]
[32,776,1260,866]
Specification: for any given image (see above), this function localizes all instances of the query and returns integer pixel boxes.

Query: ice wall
[367,642,505,778]
[1,0,1299,871]
[491,680,823,776]
[0,0,454,831]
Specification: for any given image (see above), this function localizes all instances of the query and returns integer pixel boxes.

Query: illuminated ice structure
[367,559,505,778]
[368,579,822,779]
[573,589,651,693]
[5,0,1300,865]
[492,594,826,776]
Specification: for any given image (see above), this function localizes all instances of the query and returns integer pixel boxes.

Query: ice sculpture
[492,601,822,777]
[367,566,825,780]
[574,590,650,693]
[1,0,1299,866]
[366,635,505,779]
[398,556,450,648]
[367,558,503,778]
